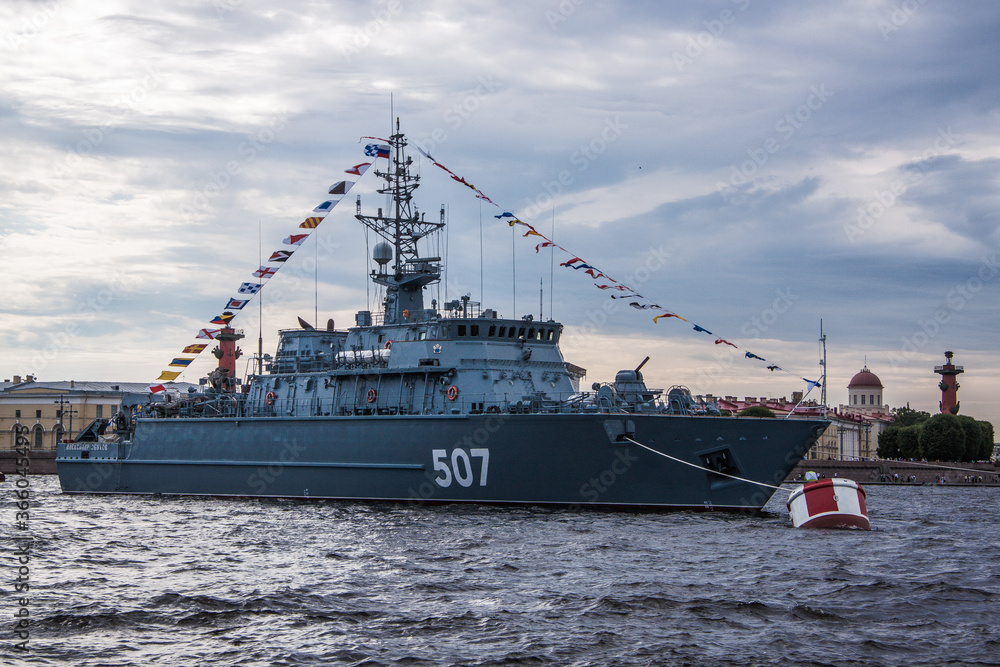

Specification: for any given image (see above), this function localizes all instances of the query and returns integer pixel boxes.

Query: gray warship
[57,124,827,510]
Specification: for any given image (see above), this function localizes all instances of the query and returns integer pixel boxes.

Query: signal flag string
[415,145,822,395]
[149,147,388,391]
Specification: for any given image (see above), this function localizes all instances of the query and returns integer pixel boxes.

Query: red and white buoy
[787,478,871,530]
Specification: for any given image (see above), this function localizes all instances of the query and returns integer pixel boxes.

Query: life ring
[446,385,459,401]
[367,388,377,403]
[265,391,277,405]
[486,405,501,414]
[384,340,392,349]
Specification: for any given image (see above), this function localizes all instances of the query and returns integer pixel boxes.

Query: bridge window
[517,327,525,339]
[488,325,496,337]
[457,325,466,336]
[546,329,555,341]
[507,327,516,338]
[471,325,479,337]
[498,326,506,337]
[527,328,535,339]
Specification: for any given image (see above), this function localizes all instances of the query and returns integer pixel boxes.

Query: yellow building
[1,376,193,450]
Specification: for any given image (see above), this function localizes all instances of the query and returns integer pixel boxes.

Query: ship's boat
[57,122,828,511]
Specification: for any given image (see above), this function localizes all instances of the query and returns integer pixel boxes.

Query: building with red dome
[846,366,885,415]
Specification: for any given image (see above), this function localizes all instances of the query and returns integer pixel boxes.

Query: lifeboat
[787,478,870,530]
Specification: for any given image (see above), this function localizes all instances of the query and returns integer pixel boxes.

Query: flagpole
[479,197,484,304]
[550,207,555,320]
[314,226,318,326]
[257,219,263,375]
[511,221,516,317]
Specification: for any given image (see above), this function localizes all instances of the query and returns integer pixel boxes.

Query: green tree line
[877,408,995,462]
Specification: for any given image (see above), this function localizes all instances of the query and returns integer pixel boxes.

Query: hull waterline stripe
[56,488,764,511]
[623,436,787,493]
[57,459,424,470]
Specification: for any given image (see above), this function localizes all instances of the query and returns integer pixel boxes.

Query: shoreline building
[1,376,195,450]
[715,364,892,460]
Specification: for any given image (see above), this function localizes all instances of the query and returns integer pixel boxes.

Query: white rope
[624,436,789,493]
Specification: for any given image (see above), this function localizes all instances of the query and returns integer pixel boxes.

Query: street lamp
[53,395,78,442]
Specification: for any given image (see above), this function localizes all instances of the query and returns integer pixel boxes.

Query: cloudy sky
[2,0,998,429]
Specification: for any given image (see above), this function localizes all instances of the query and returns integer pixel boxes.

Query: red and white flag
[253,266,278,279]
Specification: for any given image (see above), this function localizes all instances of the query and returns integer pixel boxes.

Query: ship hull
[56,414,826,511]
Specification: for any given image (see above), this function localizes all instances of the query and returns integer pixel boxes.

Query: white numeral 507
[432,448,490,487]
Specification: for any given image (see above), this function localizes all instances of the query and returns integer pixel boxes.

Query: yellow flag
[157,370,181,381]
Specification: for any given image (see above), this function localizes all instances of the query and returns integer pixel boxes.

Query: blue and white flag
[238,282,262,295]
[364,143,390,159]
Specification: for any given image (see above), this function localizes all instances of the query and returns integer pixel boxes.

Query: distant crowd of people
[795,469,1000,485]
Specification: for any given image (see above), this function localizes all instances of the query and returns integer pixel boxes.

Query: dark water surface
[4,476,1000,666]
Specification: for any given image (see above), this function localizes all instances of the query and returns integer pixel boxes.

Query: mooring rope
[623,436,789,493]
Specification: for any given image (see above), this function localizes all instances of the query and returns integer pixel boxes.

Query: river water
[4,476,999,666]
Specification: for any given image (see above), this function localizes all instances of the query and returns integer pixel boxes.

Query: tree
[890,405,932,427]
[738,406,776,418]
[919,413,966,462]
[877,427,900,459]
[898,424,923,459]
[955,415,981,462]
[976,421,995,461]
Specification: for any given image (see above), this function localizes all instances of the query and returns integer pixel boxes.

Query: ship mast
[355,119,444,325]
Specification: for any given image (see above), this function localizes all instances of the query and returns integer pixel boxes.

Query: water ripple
[5,478,1000,665]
